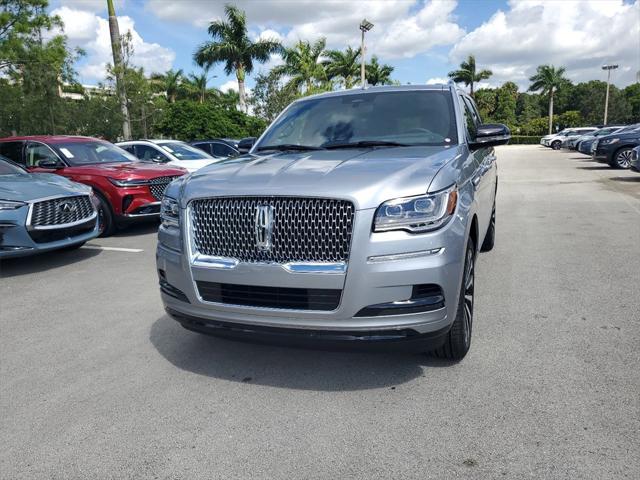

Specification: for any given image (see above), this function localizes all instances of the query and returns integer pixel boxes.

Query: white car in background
[117,139,223,173]
[541,127,598,150]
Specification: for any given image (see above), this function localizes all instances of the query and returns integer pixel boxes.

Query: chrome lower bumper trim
[190,254,347,274]
[367,248,444,263]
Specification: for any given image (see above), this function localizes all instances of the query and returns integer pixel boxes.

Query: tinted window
[191,143,211,155]
[0,142,24,164]
[459,95,478,140]
[52,141,135,165]
[0,157,26,175]
[211,142,237,157]
[158,142,213,160]
[135,144,169,162]
[258,90,458,148]
[25,143,62,167]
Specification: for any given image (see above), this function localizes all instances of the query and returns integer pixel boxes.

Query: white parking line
[82,245,144,253]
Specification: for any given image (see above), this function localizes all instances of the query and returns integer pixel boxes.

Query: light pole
[602,64,618,125]
[360,19,374,88]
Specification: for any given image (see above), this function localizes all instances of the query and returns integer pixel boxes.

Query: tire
[480,205,495,252]
[609,147,633,169]
[95,192,116,237]
[551,141,561,150]
[429,239,475,361]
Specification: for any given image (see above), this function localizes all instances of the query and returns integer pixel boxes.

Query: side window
[0,141,25,164]
[25,143,61,167]
[192,143,211,155]
[459,95,478,140]
[120,145,136,155]
[135,145,169,162]
[464,96,483,125]
[211,143,236,157]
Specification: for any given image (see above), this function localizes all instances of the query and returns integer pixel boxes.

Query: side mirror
[470,124,511,150]
[38,159,64,169]
[237,137,256,154]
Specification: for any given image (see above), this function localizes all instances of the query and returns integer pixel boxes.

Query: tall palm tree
[107,0,131,139]
[528,65,569,134]
[365,56,394,86]
[274,38,328,93]
[194,4,282,113]
[448,55,492,97]
[324,46,360,89]
[150,69,183,103]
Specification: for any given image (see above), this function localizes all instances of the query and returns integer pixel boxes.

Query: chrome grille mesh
[149,176,180,200]
[190,197,355,263]
[30,195,95,227]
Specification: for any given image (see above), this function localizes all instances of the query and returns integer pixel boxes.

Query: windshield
[257,90,458,150]
[159,142,213,160]
[54,141,136,166]
[0,156,26,175]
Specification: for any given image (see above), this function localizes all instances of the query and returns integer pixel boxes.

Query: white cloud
[450,0,640,88]
[52,5,175,82]
[145,0,463,59]
[219,80,238,92]
[425,77,448,85]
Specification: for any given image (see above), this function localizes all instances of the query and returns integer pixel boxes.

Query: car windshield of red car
[54,141,136,166]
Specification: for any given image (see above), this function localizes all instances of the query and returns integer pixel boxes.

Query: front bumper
[156,207,467,338]
[0,204,99,259]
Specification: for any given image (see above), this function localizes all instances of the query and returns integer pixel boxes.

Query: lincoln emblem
[255,205,274,251]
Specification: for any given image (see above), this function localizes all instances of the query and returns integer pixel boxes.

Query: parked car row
[0,132,259,258]
[541,123,640,171]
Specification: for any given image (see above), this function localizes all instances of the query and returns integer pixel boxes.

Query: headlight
[108,178,150,187]
[160,196,179,228]
[0,199,27,210]
[600,138,619,145]
[374,185,458,233]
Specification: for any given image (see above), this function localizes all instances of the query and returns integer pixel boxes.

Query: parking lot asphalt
[1,145,639,479]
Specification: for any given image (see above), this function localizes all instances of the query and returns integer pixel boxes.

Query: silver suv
[156,84,510,360]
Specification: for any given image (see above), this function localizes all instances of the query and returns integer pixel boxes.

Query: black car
[593,126,640,169]
[189,139,239,158]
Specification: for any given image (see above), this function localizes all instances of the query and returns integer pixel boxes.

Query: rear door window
[211,142,237,157]
[0,141,25,165]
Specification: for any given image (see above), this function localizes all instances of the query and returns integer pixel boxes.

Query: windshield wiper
[255,144,324,152]
[323,140,410,149]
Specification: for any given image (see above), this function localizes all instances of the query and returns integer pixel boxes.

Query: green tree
[194,4,281,113]
[274,38,328,93]
[493,81,518,126]
[623,83,640,123]
[516,93,542,125]
[250,70,299,122]
[323,46,360,89]
[150,68,183,103]
[365,56,394,86]
[528,64,569,134]
[473,88,496,120]
[448,54,492,97]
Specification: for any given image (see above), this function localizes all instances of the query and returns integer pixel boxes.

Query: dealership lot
[1,146,638,479]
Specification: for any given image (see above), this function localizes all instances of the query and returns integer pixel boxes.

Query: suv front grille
[149,176,180,201]
[30,195,95,228]
[190,197,355,263]
[196,281,341,311]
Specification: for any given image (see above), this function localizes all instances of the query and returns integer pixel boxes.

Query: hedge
[508,135,542,145]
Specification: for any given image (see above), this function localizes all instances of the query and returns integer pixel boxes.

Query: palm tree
[324,46,360,89]
[448,55,492,97]
[274,38,328,93]
[186,72,209,103]
[528,65,569,134]
[150,69,183,103]
[194,4,282,113]
[365,56,394,86]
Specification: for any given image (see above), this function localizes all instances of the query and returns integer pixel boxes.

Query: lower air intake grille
[149,176,180,200]
[196,281,341,311]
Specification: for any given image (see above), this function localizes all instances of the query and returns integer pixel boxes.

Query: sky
[48,0,640,93]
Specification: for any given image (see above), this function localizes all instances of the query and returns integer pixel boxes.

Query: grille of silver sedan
[150,176,181,201]
[190,197,355,263]
[30,195,95,227]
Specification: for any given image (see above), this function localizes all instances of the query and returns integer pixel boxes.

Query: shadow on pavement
[610,176,640,183]
[0,247,101,278]
[149,314,454,391]
[577,165,611,170]
[113,221,159,238]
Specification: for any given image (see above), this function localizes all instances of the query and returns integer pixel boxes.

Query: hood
[175,159,220,173]
[67,161,186,179]
[180,145,460,210]
[0,172,91,202]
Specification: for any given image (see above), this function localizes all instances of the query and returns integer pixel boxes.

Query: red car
[0,136,186,235]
